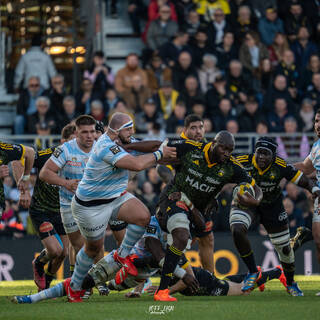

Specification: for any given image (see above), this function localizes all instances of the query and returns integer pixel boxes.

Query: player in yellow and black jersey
[233,136,320,296]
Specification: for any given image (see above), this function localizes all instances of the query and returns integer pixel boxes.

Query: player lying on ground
[11,212,285,304]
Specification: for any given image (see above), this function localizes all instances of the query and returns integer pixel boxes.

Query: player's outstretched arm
[297,174,320,199]
[121,140,161,153]
[294,157,315,175]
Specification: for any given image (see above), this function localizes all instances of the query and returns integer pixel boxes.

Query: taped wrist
[173,266,187,279]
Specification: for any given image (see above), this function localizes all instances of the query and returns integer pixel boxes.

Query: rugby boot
[82,288,93,300]
[97,283,110,296]
[241,270,262,292]
[142,278,152,293]
[290,226,313,251]
[154,289,177,302]
[63,278,85,303]
[276,265,287,289]
[10,295,32,304]
[32,258,45,291]
[287,282,304,296]
[113,251,138,284]
[256,266,265,292]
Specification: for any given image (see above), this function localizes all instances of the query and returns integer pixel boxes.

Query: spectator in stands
[276,116,310,160]
[121,74,152,112]
[128,0,148,36]
[291,26,319,72]
[267,97,292,132]
[285,182,309,213]
[14,76,49,134]
[26,96,57,135]
[148,0,177,22]
[300,98,315,132]
[233,5,257,45]
[174,0,197,26]
[191,100,206,119]
[256,120,269,134]
[114,53,148,93]
[198,53,221,93]
[275,49,299,100]
[257,58,273,94]
[172,51,198,91]
[206,8,233,48]
[238,96,266,132]
[75,78,94,114]
[268,32,290,67]
[205,74,234,115]
[211,98,235,131]
[239,31,269,75]
[58,96,80,130]
[135,98,165,134]
[284,2,311,43]
[89,100,108,124]
[214,31,238,71]
[305,73,320,108]
[180,75,204,112]
[203,117,213,133]
[166,101,187,133]
[14,34,56,91]
[146,4,179,51]
[103,87,120,115]
[145,121,167,141]
[48,74,66,115]
[258,6,284,46]
[300,54,320,91]
[226,60,254,105]
[189,29,215,68]
[144,54,172,93]
[183,10,201,36]
[196,0,231,23]
[226,119,239,134]
[263,74,295,114]
[283,197,304,235]
[139,181,159,215]
[108,100,135,122]
[84,51,113,100]
[146,166,162,195]
[158,31,190,67]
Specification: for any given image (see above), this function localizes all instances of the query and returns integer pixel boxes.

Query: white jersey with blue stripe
[76,133,130,201]
[309,139,320,187]
[50,138,94,208]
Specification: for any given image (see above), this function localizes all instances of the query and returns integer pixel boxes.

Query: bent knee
[231,224,247,238]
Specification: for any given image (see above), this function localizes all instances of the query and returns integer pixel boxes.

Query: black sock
[240,251,258,273]
[45,262,55,289]
[70,265,75,277]
[281,262,295,286]
[224,274,244,283]
[158,245,182,291]
[36,249,50,266]
[82,275,95,290]
[256,268,282,286]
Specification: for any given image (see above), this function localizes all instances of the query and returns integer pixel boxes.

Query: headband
[108,120,133,133]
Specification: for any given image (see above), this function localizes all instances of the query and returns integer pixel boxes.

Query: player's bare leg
[198,233,214,273]
[67,230,84,275]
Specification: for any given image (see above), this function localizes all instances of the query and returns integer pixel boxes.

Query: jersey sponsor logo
[186,175,215,193]
[278,212,288,221]
[260,182,276,186]
[53,147,63,158]
[146,225,157,234]
[191,154,202,159]
[213,288,223,296]
[205,176,221,185]
[82,224,105,232]
[110,145,121,155]
[188,168,203,178]
[66,160,82,167]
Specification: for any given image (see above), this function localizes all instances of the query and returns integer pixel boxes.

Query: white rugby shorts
[60,206,79,234]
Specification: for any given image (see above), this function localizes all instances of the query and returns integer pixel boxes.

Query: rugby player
[0,141,34,216]
[154,131,262,301]
[294,109,320,295]
[14,124,76,291]
[39,115,96,276]
[63,112,175,302]
[156,114,215,273]
[235,136,320,296]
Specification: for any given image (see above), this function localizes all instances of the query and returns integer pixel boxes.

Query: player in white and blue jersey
[39,115,96,275]
[67,112,176,302]
[294,109,320,295]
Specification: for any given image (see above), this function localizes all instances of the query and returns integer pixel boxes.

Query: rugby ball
[232,182,255,208]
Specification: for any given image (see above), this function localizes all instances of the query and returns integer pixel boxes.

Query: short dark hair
[316,108,320,116]
[94,50,104,58]
[61,123,76,140]
[75,115,96,127]
[184,114,203,128]
[31,34,42,46]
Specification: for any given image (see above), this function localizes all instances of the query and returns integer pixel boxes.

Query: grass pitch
[1,276,320,320]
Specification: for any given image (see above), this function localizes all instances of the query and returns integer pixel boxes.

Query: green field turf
[1,276,320,320]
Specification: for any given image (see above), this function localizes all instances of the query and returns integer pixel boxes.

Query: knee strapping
[229,209,252,229]
[269,230,294,264]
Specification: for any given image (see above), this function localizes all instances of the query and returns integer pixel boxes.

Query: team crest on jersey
[269,171,276,180]
[53,147,63,158]
[146,225,157,234]
[218,169,224,177]
[110,145,121,154]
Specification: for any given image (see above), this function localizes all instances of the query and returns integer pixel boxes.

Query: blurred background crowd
[1,0,320,238]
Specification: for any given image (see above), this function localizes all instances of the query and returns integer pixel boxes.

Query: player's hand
[161,146,176,159]
[0,165,9,178]
[19,189,31,208]
[125,291,141,298]
[64,179,80,193]
[146,285,158,294]
[237,192,259,207]
[182,273,199,293]
[312,190,320,201]
[168,192,193,208]
[17,179,29,194]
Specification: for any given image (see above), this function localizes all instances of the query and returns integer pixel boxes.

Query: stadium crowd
[1,0,320,237]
